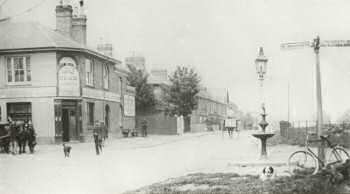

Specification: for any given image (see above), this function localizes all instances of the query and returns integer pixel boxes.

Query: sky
[2,0,350,122]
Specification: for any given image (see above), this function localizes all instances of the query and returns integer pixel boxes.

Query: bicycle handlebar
[305,133,334,147]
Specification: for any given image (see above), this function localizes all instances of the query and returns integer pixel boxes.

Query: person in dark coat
[93,121,103,155]
[18,123,28,154]
[9,121,19,155]
[27,121,36,154]
[141,119,148,137]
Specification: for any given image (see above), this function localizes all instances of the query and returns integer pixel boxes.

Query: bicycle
[288,132,350,175]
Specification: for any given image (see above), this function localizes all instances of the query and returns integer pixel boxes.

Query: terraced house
[0,3,135,143]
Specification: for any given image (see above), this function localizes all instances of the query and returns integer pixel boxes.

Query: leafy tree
[126,65,155,113]
[166,66,200,132]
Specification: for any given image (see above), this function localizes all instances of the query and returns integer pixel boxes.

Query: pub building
[0,2,135,143]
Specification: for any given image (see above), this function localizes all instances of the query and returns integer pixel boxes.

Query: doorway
[62,108,77,142]
[61,100,79,142]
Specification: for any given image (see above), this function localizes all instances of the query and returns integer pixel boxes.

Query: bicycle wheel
[327,147,350,165]
[288,151,319,175]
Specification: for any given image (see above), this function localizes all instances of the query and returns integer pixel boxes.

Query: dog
[63,143,72,158]
[260,166,276,181]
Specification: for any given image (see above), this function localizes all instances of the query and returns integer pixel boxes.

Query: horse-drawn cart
[0,122,10,153]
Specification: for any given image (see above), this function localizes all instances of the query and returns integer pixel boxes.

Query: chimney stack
[56,0,87,46]
[55,4,73,38]
[71,0,87,45]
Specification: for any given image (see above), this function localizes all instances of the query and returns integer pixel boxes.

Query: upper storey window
[7,56,31,84]
[103,65,109,89]
[85,59,94,86]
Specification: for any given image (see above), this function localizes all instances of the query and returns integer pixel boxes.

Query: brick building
[191,88,227,132]
[0,3,135,143]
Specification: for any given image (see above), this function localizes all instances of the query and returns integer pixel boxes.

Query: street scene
[2,0,350,193]
[0,131,305,194]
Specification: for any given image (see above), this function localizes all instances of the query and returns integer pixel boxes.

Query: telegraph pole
[287,83,290,124]
[313,36,325,161]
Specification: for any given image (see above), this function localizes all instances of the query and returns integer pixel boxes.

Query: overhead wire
[0,0,47,22]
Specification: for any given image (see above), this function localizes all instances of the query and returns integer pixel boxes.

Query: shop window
[87,102,94,125]
[103,65,109,89]
[6,56,31,83]
[85,59,94,86]
[7,102,32,122]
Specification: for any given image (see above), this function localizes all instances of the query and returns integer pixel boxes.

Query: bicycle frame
[305,146,326,167]
[305,133,344,167]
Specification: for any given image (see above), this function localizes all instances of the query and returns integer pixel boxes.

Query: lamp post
[252,47,274,159]
[255,47,268,87]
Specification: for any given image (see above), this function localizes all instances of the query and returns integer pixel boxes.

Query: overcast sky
[2,0,350,122]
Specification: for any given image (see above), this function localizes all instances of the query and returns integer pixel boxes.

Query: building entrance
[62,108,77,141]
[55,100,81,142]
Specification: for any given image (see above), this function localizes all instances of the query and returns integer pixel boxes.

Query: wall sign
[124,95,135,117]
[58,57,80,97]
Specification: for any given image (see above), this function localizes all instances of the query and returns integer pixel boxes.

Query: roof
[197,88,227,104]
[0,21,120,64]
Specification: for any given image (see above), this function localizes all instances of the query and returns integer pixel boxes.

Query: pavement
[0,130,302,194]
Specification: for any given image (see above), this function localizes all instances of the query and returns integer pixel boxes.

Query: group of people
[0,119,37,154]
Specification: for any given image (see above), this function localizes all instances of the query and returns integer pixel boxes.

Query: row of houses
[134,68,229,135]
[0,3,135,143]
[0,1,232,143]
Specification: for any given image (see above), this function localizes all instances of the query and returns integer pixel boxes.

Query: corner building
[0,4,135,143]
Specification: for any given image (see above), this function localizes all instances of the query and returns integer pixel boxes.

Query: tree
[126,65,155,113]
[166,66,200,132]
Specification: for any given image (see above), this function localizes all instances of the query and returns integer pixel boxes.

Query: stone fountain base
[252,132,275,159]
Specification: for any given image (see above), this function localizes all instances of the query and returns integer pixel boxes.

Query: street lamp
[252,47,274,159]
[255,47,268,85]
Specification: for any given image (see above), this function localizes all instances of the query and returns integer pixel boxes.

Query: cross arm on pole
[320,40,350,47]
[280,41,312,50]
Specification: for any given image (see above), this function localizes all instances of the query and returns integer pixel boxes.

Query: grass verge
[124,171,350,194]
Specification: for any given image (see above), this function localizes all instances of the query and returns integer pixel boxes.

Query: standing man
[27,121,36,154]
[141,119,148,137]
[93,121,102,155]
[9,121,18,154]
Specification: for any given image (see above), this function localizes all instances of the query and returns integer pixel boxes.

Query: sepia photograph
[1,0,350,193]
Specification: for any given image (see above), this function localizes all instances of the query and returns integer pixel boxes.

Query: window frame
[6,56,32,85]
[7,102,32,122]
[103,64,109,90]
[85,58,94,86]
[87,102,95,125]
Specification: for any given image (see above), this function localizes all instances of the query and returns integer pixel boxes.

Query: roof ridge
[34,23,58,47]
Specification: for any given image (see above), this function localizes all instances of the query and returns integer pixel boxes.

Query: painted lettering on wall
[58,57,80,97]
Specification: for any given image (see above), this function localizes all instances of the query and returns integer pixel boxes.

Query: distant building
[148,69,169,103]
[140,70,228,134]
[0,2,135,143]
[191,88,227,132]
[125,55,146,71]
